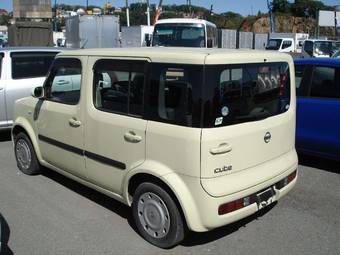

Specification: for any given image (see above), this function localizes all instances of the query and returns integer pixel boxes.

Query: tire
[132,182,186,248]
[14,132,41,175]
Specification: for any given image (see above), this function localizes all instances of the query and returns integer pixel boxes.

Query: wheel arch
[125,170,205,232]
[12,118,42,161]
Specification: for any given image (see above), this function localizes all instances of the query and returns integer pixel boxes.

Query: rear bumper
[166,150,298,232]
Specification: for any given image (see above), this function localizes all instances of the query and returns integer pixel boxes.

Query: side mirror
[31,86,44,98]
[207,38,213,48]
[145,34,152,47]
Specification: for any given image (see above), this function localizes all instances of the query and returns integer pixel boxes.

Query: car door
[84,58,148,194]
[0,52,7,128]
[297,64,340,158]
[36,57,86,178]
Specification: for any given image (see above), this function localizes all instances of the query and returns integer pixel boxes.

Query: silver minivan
[0,47,59,130]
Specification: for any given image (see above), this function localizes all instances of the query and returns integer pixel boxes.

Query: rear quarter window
[11,52,57,79]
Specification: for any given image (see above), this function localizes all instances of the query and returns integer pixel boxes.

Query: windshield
[152,23,206,47]
[266,39,282,50]
[333,50,340,58]
[315,41,340,56]
[203,63,291,128]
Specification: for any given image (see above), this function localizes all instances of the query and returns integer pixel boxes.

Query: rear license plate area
[257,187,275,209]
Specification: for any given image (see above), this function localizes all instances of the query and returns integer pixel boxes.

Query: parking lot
[0,131,339,255]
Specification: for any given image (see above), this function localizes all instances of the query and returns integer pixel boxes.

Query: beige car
[12,48,298,248]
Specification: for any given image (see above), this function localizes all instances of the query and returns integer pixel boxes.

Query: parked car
[12,48,297,248]
[294,58,340,160]
[302,39,340,58]
[0,47,60,130]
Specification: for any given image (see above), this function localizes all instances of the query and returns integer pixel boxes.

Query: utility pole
[146,0,150,26]
[267,0,275,33]
[86,0,89,12]
[126,0,130,27]
[54,0,57,31]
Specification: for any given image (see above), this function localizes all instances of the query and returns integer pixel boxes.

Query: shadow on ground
[298,154,340,174]
[0,131,11,142]
[41,168,137,230]
[0,213,14,255]
[182,203,276,247]
[43,167,278,247]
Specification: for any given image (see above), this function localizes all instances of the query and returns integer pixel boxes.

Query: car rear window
[11,52,57,79]
[203,62,291,127]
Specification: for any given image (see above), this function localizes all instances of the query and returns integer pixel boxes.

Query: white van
[12,48,298,248]
[302,39,340,58]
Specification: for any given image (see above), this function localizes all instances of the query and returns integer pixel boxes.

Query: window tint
[203,63,291,127]
[45,58,82,104]
[282,40,292,49]
[147,63,203,127]
[93,60,146,116]
[304,41,313,55]
[310,66,340,99]
[295,64,307,96]
[11,52,57,79]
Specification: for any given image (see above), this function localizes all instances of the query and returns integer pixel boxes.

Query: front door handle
[124,131,142,143]
[210,143,232,155]
[69,118,82,127]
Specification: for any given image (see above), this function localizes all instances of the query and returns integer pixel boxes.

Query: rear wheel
[14,132,41,175]
[132,182,186,248]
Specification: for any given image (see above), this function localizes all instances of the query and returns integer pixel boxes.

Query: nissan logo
[264,132,271,143]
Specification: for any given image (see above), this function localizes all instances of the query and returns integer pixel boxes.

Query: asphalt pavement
[0,131,339,255]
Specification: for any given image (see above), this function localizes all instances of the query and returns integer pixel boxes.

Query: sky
[1,0,340,16]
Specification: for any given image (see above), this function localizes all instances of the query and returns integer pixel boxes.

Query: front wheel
[14,132,41,175]
[132,182,186,248]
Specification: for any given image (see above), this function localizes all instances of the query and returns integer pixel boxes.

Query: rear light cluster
[218,169,297,216]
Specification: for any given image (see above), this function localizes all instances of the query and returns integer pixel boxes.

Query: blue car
[294,58,340,160]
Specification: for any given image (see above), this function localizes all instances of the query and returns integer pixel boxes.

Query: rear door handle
[210,143,232,155]
[69,118,82,127]
[124,131,142,143]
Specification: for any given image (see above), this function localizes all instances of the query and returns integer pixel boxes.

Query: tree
[271,0,290,13]
[0,14,10,26]
[291,0,328,18]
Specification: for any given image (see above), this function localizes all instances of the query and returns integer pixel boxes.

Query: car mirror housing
[31,86,44,98]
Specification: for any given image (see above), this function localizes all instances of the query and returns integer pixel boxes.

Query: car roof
[58,47,293,65]
[155,18,216,27]
[294,58,340,67]
[0,47,63,53]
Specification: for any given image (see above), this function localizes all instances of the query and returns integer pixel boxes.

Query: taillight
[287,170,297,183]
[279,73,288,96]
[218,198,249,215]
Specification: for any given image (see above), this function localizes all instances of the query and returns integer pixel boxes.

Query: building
[13,0,52,19]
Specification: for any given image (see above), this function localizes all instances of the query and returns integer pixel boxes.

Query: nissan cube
[12,48,298,248]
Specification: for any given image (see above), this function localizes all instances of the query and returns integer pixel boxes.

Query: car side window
[282,41,292,49]
[310,66,340,99]
[45,58,82,105]
[11,52,57,79]
[93,59,147,116]
[295,64,307,96]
